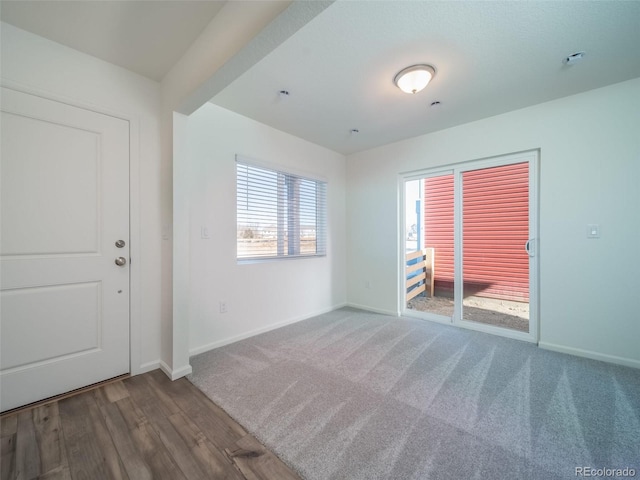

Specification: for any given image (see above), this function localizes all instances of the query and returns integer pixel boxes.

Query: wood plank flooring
[1,370,301,480]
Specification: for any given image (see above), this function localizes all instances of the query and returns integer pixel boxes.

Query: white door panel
[0,87,130,411]
[1,111,100,256]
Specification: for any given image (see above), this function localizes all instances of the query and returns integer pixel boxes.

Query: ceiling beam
[174,0,334,116]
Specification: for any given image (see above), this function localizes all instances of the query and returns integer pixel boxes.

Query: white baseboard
[134,360,161,376]
[159,361,193,380]
[132,360,193,379]
[346,302,398,317]
[539,342,640,369]
[189,303,348,357]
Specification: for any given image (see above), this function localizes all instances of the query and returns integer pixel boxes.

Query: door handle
[115,257,127,266]
[525,239,535,257]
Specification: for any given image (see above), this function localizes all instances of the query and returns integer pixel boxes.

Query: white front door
[0,87,130,412]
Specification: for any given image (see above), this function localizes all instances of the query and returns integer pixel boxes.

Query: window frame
[236,156,327,262]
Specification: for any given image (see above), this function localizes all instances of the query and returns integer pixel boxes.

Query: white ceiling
[0,0,226,81]
[2,1,639,154]
[212,1,640,154]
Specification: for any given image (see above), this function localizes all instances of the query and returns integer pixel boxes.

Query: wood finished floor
[1,369,301,480]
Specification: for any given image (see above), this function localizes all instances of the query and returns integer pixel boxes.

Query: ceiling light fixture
[394,65,436,94]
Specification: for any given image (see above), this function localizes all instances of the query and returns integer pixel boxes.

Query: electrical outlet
[219,301,227,313]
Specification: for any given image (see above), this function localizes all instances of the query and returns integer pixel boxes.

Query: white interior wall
[1,23,164,372]
[1,2,331,381]
[185,103,346,354]
[346,78,640,368]
[163,1,327,377]
[3,19,637,375]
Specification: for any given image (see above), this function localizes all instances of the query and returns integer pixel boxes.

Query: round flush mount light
[394,65,436,94]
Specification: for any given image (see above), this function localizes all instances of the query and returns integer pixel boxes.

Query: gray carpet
[188,308,640,480]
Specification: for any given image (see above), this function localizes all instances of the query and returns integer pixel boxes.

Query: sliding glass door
[403,151,538,342]
[405,173,454,319]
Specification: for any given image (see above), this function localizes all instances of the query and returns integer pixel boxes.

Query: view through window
[236,160,327,260]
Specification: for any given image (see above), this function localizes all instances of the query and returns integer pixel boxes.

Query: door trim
[1,79,142,375]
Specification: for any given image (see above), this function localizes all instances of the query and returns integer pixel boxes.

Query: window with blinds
[236,159,327,260]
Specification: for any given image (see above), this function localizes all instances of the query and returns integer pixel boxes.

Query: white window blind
[236,159,327,260]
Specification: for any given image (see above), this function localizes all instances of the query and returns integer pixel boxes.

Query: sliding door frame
[400,150,539,344]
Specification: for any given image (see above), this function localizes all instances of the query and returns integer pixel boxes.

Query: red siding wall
[424,162,529,302]
[462,163,529,301]
[424,175,454,296]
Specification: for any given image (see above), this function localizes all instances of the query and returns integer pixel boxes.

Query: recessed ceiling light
[564,52,585,65]
[394,65,436,94]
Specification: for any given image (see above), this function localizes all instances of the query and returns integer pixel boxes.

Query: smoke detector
[564,52,585,65]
